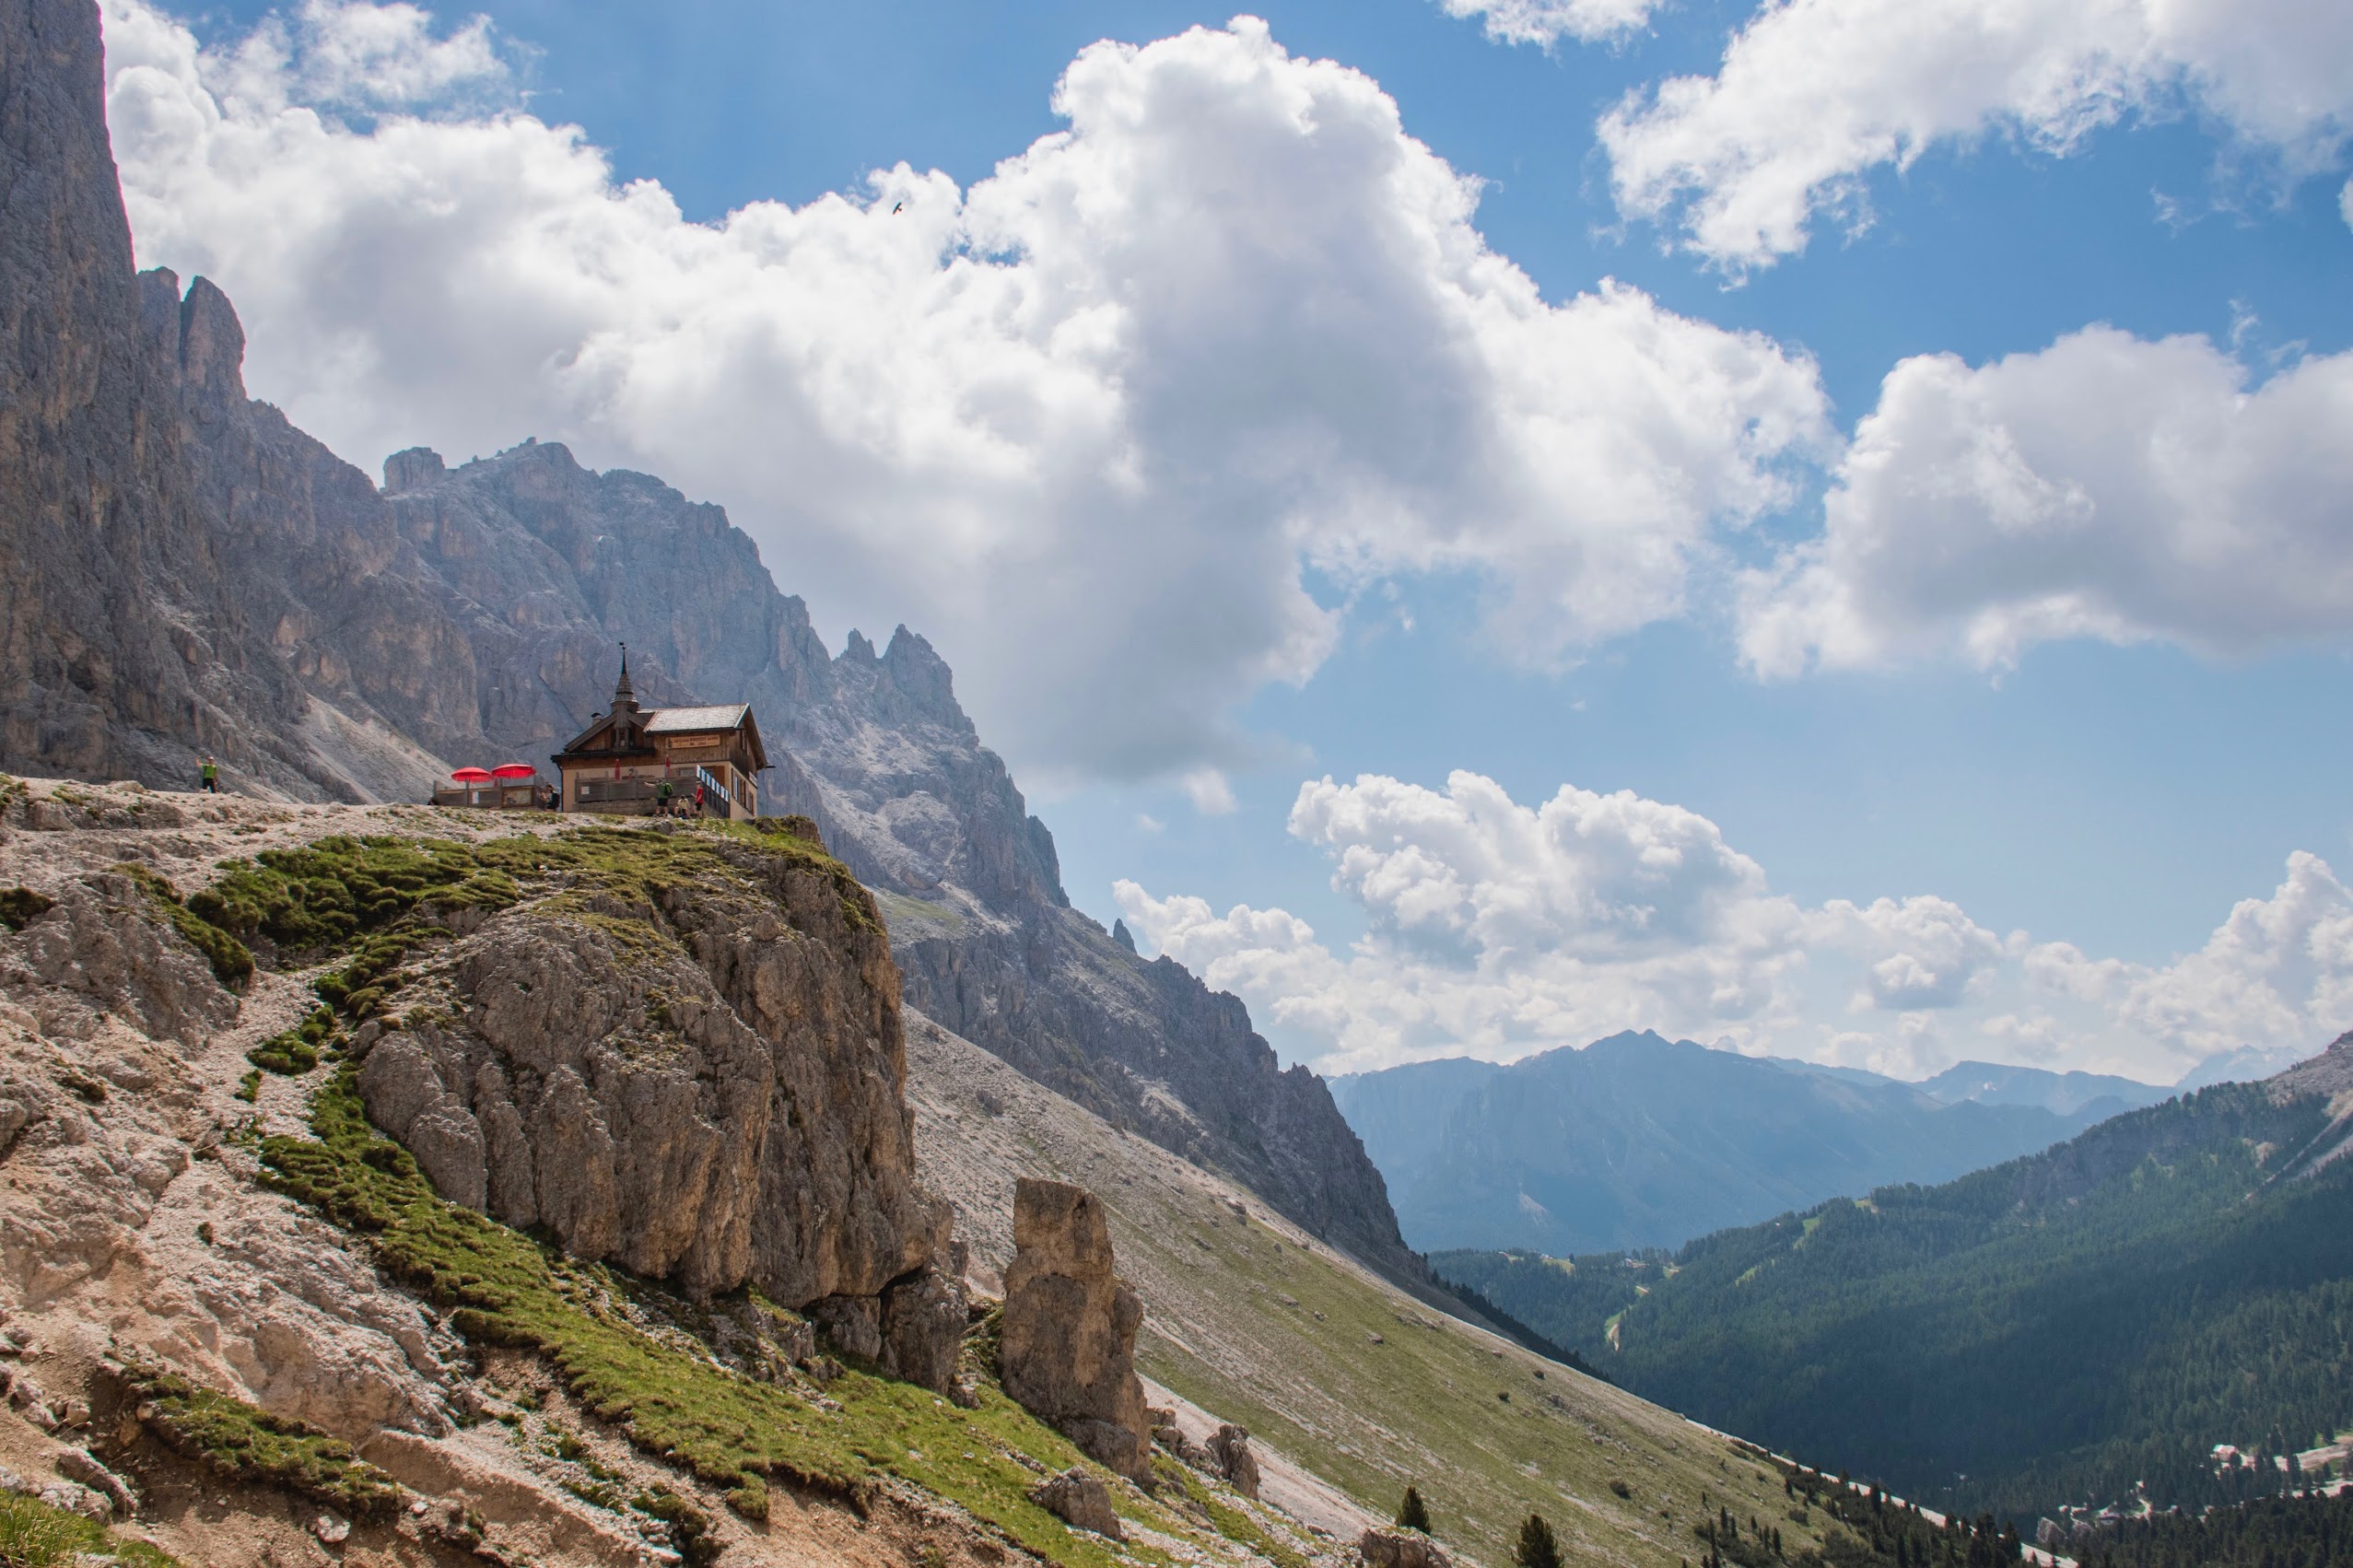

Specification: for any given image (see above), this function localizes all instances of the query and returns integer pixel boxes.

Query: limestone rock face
[0,0,475,801]
[998,1178,1151,1481]
[0,863,465,1444]
[878,1265,969,1394]
[353,837,963,1371]
[2,876,235,1047]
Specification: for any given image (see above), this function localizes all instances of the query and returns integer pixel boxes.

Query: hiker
[199,755,219,793]
[655,778,673,816]
[693,782,707,817]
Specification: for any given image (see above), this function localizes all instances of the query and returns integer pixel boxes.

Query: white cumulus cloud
[1119,770,2353,1082]
[205,0,508,113]
[2115,852,2353,1064]
[1817,895,2010,1012]
[1738,326,2353,676]
[1436,0,1665,48]
[1599,0,2353,272]
[1126,770,1817,1072]
[100,0,1832,790]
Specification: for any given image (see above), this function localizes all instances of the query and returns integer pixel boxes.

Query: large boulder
[1205,1424,1259,1499]
[1030,1469,1121,1539]
[1361,1528,1452,1568]
[997,1178,1151,1481]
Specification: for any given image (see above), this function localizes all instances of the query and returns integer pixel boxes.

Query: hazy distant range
[1329,1032,2304,1256]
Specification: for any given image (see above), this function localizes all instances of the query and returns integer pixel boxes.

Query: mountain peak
[177,275,245,403]
[382,446,447,493]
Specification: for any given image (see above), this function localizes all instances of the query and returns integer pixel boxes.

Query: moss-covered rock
[113,862,252,989]
[127,1363,403,1519]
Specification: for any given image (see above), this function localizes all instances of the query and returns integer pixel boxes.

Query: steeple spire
[613,642,637,711]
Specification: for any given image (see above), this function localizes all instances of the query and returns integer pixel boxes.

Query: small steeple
[612,643,637,712]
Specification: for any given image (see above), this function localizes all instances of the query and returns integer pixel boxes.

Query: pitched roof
[552,708,651,760]
[645,704,751,733]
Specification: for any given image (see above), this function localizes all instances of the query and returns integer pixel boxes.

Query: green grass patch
[0,1489,181,1567]
[127,1363,402,1519]
[186,823,878,998]
[234,1069,262,1104]
[111,864,252,990]
[259,1071,1277,1567]
[190,837,522,958]
[248,1005,336,1076]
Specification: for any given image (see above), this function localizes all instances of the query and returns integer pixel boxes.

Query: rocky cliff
[0,0,491,799]
[0,0,1415,1287]
[0,0,288,790]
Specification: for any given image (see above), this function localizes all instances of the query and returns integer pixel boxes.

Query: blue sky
[107,0,2353,1080]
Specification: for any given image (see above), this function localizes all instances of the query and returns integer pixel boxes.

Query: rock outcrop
[997,1178,1151,1482]
[349,826,966,1386]
[1030,1468,1122,1539]
[1205,1423,1260,1499]
[1360,1527,1454,1568]
[0,837,466,1443]
[1145,1401,1259,1497]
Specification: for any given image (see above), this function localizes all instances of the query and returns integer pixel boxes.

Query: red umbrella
[490,763,537,780]
[450,766,493,783]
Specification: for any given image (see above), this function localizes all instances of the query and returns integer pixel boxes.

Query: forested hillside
[1434,1044,2353,1523]
[2069,1490,2353,1567]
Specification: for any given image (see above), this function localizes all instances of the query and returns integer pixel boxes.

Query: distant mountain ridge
[1911,1059,2172,1117]
[1330,1032,2160,1254]
[1435,1032,2353,1523]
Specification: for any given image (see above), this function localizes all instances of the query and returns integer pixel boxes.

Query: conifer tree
[1397,1486,1432,1533]
[1516,1512,1563,1568]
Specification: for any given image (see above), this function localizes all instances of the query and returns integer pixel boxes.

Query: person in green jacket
[199,755,219,793]
[655,778,673,816]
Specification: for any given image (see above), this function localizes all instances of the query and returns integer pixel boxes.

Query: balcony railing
[429,784,548,810]
[569,766,752,817]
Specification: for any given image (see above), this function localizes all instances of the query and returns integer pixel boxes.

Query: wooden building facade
[550,658,767,820]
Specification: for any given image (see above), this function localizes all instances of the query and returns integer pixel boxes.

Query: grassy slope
[907,1022,1815,1568]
